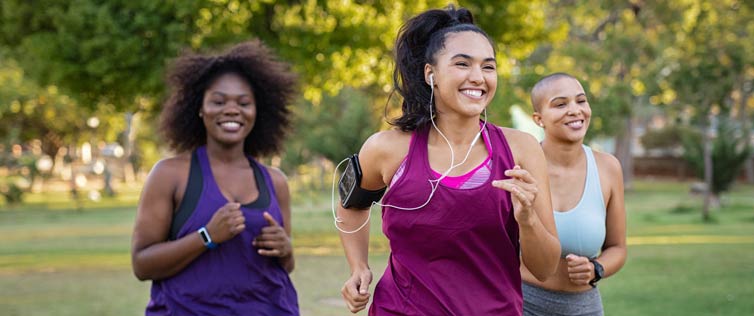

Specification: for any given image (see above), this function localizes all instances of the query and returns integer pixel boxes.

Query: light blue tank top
[553,145,606,259]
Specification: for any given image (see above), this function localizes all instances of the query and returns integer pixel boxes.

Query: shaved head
[530,73,579,112]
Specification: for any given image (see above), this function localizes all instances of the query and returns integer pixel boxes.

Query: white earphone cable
[332,78,489,233]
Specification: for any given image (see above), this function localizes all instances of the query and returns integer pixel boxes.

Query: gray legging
[522,282,604,316]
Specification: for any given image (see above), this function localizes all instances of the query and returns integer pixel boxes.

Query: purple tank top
[146,146,298,316]
[370,123,521,316]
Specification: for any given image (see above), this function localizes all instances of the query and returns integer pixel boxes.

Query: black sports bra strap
[242,158,271,209]
[169,150,203,240]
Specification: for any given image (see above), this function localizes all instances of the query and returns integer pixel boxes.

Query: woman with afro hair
[131,40,299,316]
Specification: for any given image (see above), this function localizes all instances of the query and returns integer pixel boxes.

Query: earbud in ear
[429,74,434,86]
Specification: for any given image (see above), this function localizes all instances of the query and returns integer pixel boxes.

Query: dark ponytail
[389,5,494,131]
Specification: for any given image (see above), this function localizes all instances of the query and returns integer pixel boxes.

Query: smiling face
[426,31,497,119]
[533,76,591,143]
[200,72,256,147]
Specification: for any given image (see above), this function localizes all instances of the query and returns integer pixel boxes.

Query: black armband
[339,154,386,209]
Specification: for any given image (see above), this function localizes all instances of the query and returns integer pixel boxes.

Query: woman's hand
[492,165,540,225]
[253,212,292,258]
[565,254,595,286]
[341,268,373,313]
[206,202,245,244]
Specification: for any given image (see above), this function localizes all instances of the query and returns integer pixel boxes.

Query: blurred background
[1,0,753,315]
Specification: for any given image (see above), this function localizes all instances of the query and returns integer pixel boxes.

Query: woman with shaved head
[523,73,627,316]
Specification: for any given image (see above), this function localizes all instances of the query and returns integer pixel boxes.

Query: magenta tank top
[370,123,521,316]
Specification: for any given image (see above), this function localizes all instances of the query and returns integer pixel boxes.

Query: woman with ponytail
[336,5,560,315]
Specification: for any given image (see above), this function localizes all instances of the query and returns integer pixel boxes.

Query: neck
[430,114,483,146]
[205,141,247,163]
[541,138,584,167]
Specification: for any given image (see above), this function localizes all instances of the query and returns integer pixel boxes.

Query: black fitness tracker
[198,226,218,249]
[589,258,604,288]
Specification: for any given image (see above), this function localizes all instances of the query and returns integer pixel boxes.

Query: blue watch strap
[198,226,218,249]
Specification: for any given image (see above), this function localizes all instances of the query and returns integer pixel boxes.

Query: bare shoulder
[263,165,289,190]
[360,128,412,159]
[139,153,192,208]
[499,126,539,147]
[147,153,191,184]
[359,128,413,188]
[591,148,623,178]
[498,126,542,164]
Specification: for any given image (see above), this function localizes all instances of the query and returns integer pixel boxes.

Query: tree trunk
[737,79,753,184]
[614,116,634,190]
[745,159,754,185]
[702,116,714,222]
[122,112,137,184]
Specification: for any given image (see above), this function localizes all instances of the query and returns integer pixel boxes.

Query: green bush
[681,119,752,195]
[0,182,24,205]
[641,125,694,151]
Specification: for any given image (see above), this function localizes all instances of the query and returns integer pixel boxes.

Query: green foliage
[0,181,23,205]
[0,58,124,156]
[653,0,752,118]
[285,88,379,168]
[1,0,556,109]
[2,0,753,180]
[640,124,692,151]
[681,119,752,195]
[0,0,203,110]
[1,0,559,173]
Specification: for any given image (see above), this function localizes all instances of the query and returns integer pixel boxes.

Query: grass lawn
[1,180,753,315]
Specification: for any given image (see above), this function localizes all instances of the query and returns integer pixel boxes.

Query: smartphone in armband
[339,154,386,209]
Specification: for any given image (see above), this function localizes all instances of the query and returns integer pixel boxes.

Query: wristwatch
[198,227,218,249]
[589,258,604,288]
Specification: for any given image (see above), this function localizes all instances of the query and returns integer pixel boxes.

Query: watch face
[199,229,210,243]
[592,260,604,278]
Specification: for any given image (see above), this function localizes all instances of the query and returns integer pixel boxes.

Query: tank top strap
[195,146,226,203]
[196,146,213,188]
[413,124,431,158]
[169,149,203,240]
[244,157,273,211]
[399,125,431,179]
[485,124,516,175]
[582,145,605,208]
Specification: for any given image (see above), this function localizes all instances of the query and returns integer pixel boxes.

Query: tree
[0,0,571,188]
[0,0,203,111]
[0,58,106,158]
[654,0,753,221]
[513,0,670,190]
[682,118,751,215]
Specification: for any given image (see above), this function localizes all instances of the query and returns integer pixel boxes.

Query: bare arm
[596,152,627,278]
[496,129,560,281]
[339,130,408,313]
[338,134,382,313]
[131,159,206,280]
